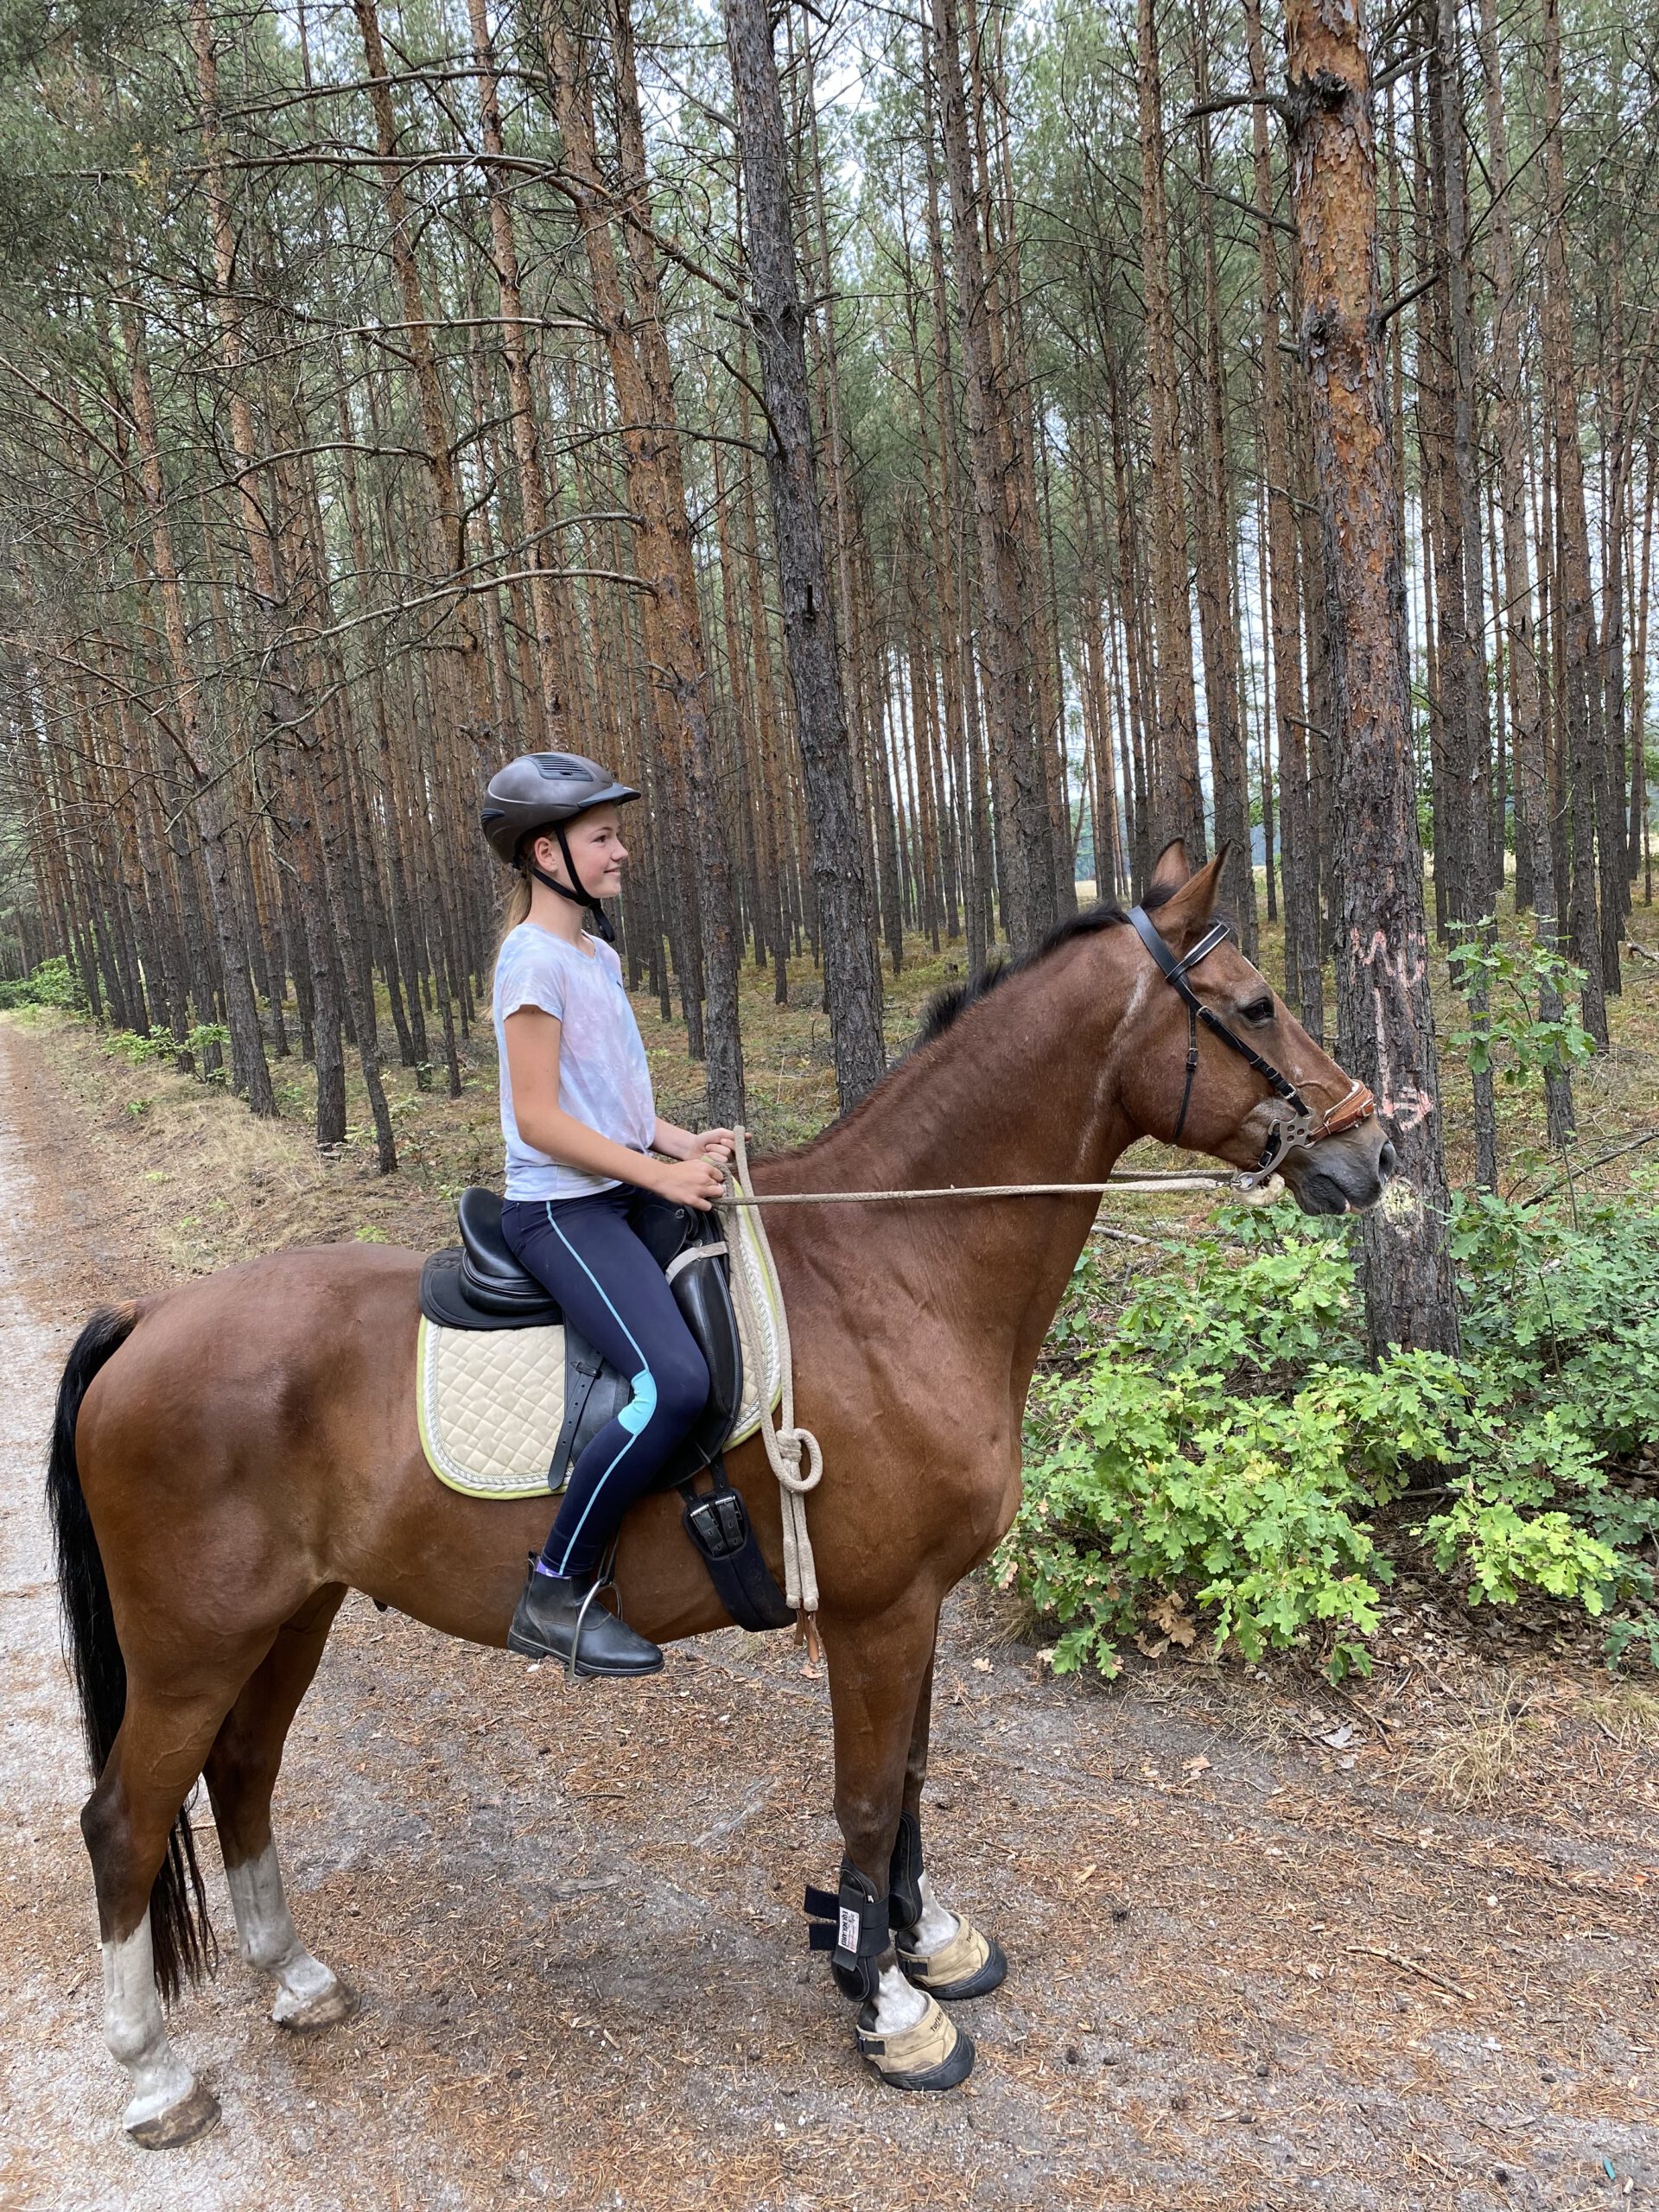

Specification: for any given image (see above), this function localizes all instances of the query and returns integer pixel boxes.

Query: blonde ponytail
[494,870,531,959]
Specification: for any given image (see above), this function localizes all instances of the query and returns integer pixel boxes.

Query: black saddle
[417,1186,791,1635]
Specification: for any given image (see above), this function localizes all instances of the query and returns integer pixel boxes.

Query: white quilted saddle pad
[417,1204,783,1499]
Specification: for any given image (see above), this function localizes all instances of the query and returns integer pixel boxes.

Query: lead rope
[723,1127,825,1656]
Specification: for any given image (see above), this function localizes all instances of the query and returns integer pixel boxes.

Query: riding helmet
[480,752,640,867]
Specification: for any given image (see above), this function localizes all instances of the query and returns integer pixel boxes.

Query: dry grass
[1581,1680,1659,1747]
[1400,1669,1545,1809]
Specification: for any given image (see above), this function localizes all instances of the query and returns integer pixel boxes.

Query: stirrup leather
[804,1861,889,2001]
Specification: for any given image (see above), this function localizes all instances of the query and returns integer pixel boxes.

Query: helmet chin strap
[525,823,616,944]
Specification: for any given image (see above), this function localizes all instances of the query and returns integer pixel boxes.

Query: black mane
[774,883,1183,1166]
[913,883,1179,1048]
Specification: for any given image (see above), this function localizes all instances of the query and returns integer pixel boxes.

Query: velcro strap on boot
[888,1810,924,1930]
[804,1861,889,2001]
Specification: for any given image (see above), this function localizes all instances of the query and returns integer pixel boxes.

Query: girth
[1127,906,1376,1184]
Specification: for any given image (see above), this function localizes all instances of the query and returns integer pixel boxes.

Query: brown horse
[48,845,1393,2142]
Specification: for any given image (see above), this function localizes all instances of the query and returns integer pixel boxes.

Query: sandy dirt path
[1,1015,1655,2212]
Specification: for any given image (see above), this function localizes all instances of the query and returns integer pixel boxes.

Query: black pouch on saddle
[805,1862,891,2001]
[678,1459,793,1631]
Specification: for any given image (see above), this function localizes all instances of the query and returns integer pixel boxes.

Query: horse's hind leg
[891,1643,1007,2002]
[204,1586,357,2032]
[82,1675,252,2148]
[818,1594,973,2091]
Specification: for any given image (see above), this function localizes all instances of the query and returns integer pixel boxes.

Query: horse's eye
[1240,996,1274,1025]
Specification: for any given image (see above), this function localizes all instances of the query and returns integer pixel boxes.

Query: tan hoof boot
[127,2080,221,2151]
[274,1976,359,2035]
[897,1916,1007,2003]
[855,1993,975,2091]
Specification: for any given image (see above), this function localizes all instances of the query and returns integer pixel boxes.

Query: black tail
[47,1304,215,2003]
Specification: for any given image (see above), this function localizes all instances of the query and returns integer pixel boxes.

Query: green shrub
[0,956,85,1012]
[1001,1197,1659,1679]
[106,1029,176,1067]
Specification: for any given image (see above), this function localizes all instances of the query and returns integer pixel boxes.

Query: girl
[481,751,734,1677]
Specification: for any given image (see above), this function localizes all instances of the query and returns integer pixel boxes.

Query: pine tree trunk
[1246,0,1319,1025]
[1135,0,1205,858]
[118,298,276,1112]
[1541,0,1609,1048]
[1476,0,1573,1142]
[927,0,1055,950]
[543,3,744,1122]
[1284,0,1459,1355]
[722,0,886,1103]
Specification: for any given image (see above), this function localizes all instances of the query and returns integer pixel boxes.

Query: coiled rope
[721,1128,825,1646]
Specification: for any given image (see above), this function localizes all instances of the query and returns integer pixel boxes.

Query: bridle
[1128,906,1376,1187]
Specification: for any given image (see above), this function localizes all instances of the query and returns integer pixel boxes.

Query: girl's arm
[505,1009,723,1207]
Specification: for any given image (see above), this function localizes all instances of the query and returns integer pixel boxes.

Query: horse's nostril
[1378,1140,1398,1179]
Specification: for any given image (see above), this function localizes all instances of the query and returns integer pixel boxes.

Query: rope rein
[719,1177,1197,1205]
[721,1128,824,1650]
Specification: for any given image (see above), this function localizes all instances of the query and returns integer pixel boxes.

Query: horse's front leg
[817,1594,974,2091]
[890,1643,1008,2003]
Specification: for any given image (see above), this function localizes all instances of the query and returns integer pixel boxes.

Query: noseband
[1128,906,1376,1187]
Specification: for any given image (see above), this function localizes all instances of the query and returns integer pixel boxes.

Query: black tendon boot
[507,1563,664,1678]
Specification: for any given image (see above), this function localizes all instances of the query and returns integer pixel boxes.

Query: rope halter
[1127,906,1376,1188]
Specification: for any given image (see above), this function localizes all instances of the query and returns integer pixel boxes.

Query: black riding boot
[507,1567,664,1678]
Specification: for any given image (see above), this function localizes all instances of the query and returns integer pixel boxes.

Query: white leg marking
[102,1923,198,2133]
[870,1962,929,2034]
[901,1872,960,1959]
[224,1841,340,2023]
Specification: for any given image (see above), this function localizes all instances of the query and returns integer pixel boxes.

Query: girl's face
[532,805,627,899]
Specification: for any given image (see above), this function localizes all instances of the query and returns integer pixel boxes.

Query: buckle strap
[805,1862,890,2001]
[1129,904,1312,1123]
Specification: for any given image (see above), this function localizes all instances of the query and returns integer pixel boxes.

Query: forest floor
[3,904,1658,2210]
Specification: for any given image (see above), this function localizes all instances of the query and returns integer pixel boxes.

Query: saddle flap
[670,1218,742,1425]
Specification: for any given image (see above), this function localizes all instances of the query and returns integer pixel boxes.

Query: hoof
[273,1976,359,2034]
[126,2080,221,2151]
[898,1916,1007,2003]
[855,1993,976,2092]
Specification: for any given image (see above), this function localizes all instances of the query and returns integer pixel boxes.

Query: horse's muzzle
[1283,1128,1395,1216]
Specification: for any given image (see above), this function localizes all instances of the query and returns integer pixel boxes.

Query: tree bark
[1541,0,1609,1048]
[1475,0,1573,1143]
[1284,0,1459,1355]
[927,0,1056,950]
[1135,0,1205,859]
[723,0,886,1104]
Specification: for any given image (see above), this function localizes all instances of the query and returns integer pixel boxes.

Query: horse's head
[1116,843,1396,1215]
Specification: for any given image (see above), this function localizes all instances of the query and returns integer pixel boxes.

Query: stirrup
[563,1538,621,1682]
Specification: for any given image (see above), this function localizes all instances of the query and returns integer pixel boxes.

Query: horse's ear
[1148,846,1229,947]
[1144,839,1192,898]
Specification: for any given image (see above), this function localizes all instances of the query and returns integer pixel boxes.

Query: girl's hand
[652,1155,727,1211]
[696,1127,737,1165]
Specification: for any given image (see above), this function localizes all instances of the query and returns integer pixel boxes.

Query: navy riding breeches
[499,1187,709,1582]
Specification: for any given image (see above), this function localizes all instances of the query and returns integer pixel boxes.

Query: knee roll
[654,1347,710,1432]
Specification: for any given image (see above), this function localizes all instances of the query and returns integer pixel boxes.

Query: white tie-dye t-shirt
[493,923,657,1199]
